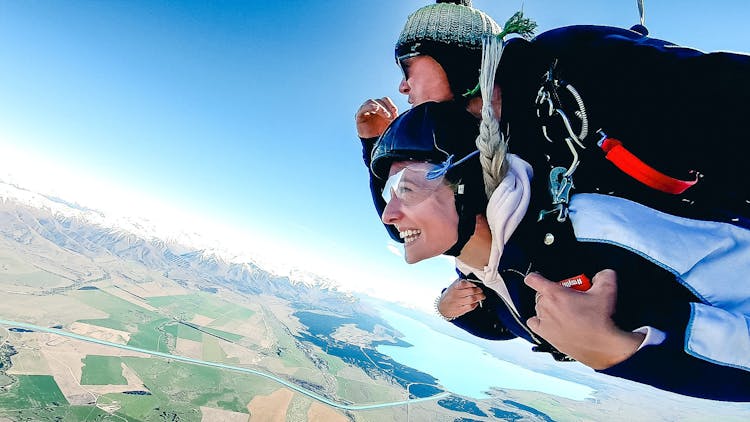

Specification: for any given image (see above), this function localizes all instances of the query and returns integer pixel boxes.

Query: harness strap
[599,136,698,194]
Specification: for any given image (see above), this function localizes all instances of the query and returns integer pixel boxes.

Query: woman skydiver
[364,98,750,401]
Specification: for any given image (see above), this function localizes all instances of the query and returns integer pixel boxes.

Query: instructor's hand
[355,97,398,138]
[525,270,645,370]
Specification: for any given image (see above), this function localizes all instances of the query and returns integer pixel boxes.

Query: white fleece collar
[456,154,533,313]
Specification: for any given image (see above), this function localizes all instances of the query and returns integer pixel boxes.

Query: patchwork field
[80,355,127,385]
[0,276,423,421]
[0,375,68,410]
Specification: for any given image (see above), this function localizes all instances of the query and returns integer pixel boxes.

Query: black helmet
[369,101,487,256]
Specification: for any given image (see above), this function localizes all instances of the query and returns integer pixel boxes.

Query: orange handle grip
[559,274,591,291]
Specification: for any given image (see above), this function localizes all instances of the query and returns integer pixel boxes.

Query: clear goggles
[382,162,447,206]
[381,151,478,207]
[396,52,420,80]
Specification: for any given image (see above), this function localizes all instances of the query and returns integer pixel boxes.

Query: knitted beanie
[396,0,502,98]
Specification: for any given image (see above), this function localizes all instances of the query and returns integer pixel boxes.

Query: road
[0,318,448,411]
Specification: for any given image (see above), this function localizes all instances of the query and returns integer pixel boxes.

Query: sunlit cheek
[425,80,452,102]
[426,189,459,253]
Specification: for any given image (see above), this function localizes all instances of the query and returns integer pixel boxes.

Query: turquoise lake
[376,307,595,401]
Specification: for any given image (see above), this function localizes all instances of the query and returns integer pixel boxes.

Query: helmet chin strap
[443,182,482,257]
[444,212,476,256]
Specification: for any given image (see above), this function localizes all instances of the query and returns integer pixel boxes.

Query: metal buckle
[534,63,591,223]
[535,74,587,177]
[538,167,574,222]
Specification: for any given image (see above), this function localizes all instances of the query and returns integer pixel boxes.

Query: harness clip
[538,166,574,222]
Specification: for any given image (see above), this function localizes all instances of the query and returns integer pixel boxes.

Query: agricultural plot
[0,375,68,410]
[74,316,131,333]
[171,322,204,342]
[247,388,295,420]
[116,356,278,415]
[0,405,113,422]
[73,289,184,353]
[61,406,115,420]
[0,290,107,329]
[69,321,131,344]
[2,354,283,421]
[76,290,252,356]
[98,392,161,421]
[126,318,172,352]
[196,325,244,343]
[75,289,163,333]
[207,306,255,328]
[174,338,203,358]
[199,406,250,422]
[149,296,253,346]
[146,293,254,323]
[80,355,127,385]
[201,335,239,364]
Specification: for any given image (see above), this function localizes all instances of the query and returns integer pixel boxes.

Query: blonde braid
[475,35,508,199]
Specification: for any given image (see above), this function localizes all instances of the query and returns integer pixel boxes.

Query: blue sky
[1,0,748,309]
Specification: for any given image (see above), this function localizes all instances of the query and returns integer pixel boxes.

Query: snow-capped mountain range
[0,179,346,302]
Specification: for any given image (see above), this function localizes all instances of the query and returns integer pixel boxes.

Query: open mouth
[399,229,421,244]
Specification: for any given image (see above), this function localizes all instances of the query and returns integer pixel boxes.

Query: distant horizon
[0,174,439,313]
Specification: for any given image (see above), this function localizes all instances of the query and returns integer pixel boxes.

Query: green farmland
[81,355,127,385]
[146,293,255,324]
[0,375,68,410]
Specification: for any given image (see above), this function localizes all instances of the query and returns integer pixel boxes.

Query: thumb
[457,279,479,289]
[526,316,541,332]
[523,272,555,293]
[380,96,398,118]
[589,269,618,295]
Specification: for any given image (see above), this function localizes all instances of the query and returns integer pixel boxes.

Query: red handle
[559,274,592,291]
[600,138,698,195]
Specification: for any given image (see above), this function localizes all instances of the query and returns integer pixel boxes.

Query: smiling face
[397,55,453,107]
[380,161,459,264]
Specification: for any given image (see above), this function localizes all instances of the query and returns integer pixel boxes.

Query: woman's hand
[437,279,486,320]
[355,97,398,139]
[524,269,645,370]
